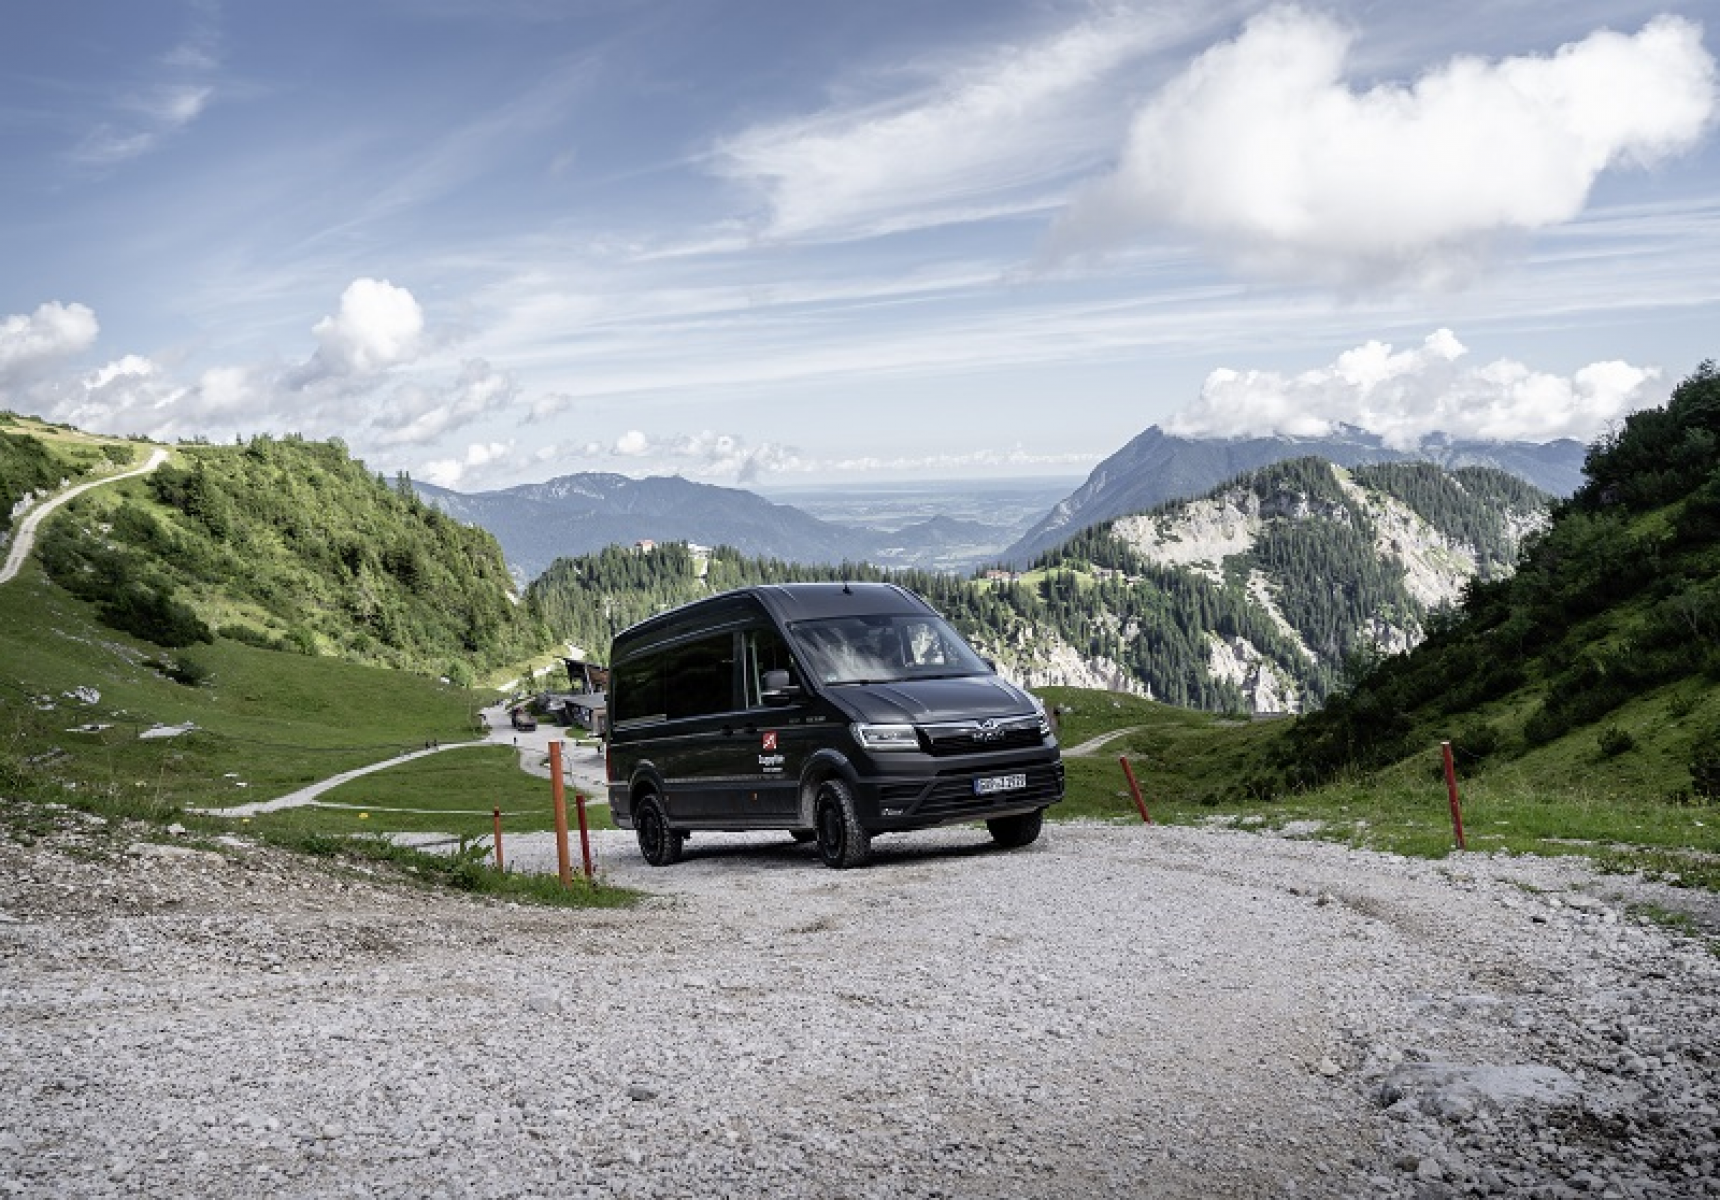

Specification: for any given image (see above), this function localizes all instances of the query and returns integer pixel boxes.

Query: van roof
[750,581,930,622]
[611,582,932,653]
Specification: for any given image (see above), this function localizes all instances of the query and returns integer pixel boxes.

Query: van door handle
[722,724,756,737]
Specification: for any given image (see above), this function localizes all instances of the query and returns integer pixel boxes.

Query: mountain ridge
[1003,425,1586,566]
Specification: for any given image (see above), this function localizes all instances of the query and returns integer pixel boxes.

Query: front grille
[918,717,1045,757]
[894,762,1065,821]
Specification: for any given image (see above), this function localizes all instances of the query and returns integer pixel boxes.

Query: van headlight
[852,722,919,751]
[1029,696,1053,740]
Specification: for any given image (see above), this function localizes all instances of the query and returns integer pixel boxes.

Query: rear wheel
[814,778,871,869]
[986,808,1044,849]
[634,793,684,866]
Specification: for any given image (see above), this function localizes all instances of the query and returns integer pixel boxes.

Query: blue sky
[2,1,1717,491]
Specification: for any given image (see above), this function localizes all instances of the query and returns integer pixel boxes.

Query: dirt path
[0,447,169,585]
[4,819,1717,1199]
[1061,725,1143,755]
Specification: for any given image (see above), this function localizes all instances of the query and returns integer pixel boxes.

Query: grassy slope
[2,555,482,807]
[1044,685,1720,890]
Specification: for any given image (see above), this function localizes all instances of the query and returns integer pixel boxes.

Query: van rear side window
[613,632,737,725]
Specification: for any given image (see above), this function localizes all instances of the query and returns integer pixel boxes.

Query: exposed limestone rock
[1205,632,1302,714]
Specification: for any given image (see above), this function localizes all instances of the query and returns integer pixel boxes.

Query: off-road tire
[814,778,871,869]
[634,794,684,866]
[986,808,1044,849]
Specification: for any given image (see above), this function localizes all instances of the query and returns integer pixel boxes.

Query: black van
[606,582,1063,869]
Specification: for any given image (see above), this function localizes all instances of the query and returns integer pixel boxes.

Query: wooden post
[575,791,594,879]
[550,740,572,887]
[1119,755,1152,824]
[1441,740,1467,850]
[492,807,504,872]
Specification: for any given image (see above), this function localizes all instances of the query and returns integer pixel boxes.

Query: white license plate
[974,773,1027,796]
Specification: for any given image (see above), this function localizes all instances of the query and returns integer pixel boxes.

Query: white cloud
[1166,329,1664,447]
[370,358,519,446]
[299,278,425,382]
[0,301,100,384]
[1053,9,1718,288]
[418,440,515,489]
[716,9,1167,241]
[666,431,800,484]
[613,430,651,457]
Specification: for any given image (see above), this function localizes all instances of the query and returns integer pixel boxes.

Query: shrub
[1693,749,1720,801]
[1596,725,1635,758]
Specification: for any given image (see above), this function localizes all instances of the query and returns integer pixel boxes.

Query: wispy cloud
[67,14,223,167]
[714,7,1192,242]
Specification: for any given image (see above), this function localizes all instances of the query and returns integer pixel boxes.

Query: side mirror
[761,668,802,706]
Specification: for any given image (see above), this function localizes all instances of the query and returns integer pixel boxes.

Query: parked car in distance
[606,582,1063,869]
[511,706,538,732]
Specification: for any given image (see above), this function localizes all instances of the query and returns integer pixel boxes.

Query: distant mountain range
[417,427,1590,584]
[1001,426,1587,566]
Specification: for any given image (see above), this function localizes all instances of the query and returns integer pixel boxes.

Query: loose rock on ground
[3,812,1718,1199]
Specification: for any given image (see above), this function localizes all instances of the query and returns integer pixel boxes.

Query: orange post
[575,791,594,879]
[1119,755,1152,824]
[550,740,572,887]
[492,807,504,872]
[1441,740,1467,850]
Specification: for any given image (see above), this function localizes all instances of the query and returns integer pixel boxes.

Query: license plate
[974,773,1027,796]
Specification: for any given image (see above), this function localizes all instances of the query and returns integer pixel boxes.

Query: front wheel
[986,808,1044,849]
[814,779,871,869]
[634,794,684,866]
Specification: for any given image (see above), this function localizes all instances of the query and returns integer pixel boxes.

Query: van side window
[612,655,664,726]
[742,627,798,708]
[661,633,736,720]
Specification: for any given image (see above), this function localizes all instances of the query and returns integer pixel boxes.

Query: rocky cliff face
[992,460,1548,714]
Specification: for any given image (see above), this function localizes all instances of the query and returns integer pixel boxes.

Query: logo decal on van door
[762,731,778,751]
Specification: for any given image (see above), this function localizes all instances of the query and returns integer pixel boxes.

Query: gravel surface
[4,813,1719,1199]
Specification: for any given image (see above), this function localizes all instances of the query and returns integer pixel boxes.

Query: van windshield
[788,614,991,685]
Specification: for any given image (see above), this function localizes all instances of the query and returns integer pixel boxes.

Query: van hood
[829,675,1037,725]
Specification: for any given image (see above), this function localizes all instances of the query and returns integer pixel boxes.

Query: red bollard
[1441,740,1467,850]
[550,741,572,887]
[575,792,594,879]
[1119,755,1152,824]
[492,807,504,872]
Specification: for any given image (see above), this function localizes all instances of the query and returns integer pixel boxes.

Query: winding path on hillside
[1061,725,1144,756]
[212,704,609,817]
[0,447,170,586]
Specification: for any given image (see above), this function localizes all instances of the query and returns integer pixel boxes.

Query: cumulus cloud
[613,430,652,457]
[1053,9,1718,287]
[370,358,519,446]
[418,441,515,489]
[589,430,801,482]
[666,431,801,484]
[295,278,425,384]
[717,8,1163,240]
[1165,329,1663,447]
[0,302,100,384]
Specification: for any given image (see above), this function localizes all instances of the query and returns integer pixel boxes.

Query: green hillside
[1286,361,1720,810]
[1,412,147,537]
[33,433,550,682]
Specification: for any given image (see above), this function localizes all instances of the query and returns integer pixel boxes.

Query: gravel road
[4,813,1719,1199]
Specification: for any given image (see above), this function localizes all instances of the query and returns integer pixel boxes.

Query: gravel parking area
[3,816,1719,1198]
